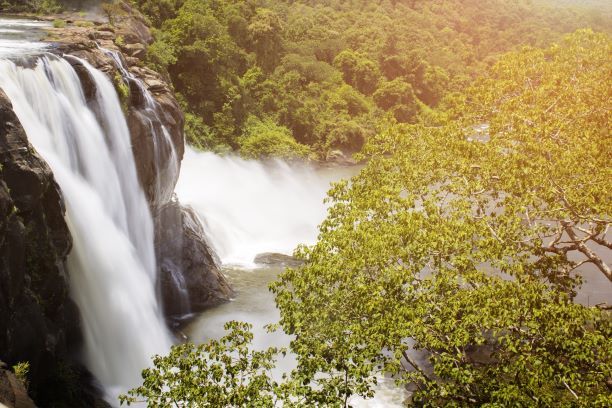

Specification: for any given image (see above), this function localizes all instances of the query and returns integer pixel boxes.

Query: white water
[102,47,179,207]
[177,149,407,406]
[0,56,171,404]
[0,18,49,57]
[176,148,349,267]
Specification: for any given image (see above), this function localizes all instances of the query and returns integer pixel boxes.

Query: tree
[131,0,611,159]
[121,29,611,407]
[247,8,284,73]
[272,30,612,406]
[333,50,381,96]
[119,322,285,407]
[373,78,419,122]
[239,116,311,160]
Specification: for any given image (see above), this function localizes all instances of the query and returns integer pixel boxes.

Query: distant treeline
[128,0,610,159]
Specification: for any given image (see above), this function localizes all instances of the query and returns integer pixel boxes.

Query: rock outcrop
[254,252,305,268]
[0,91,108,406]
[155,199,233,320]
[0,361,35,408]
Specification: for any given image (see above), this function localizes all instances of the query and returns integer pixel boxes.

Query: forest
[120,27,611,407]
[112,0,612,407]
[125,0,611,160]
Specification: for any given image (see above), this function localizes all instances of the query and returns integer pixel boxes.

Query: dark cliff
[0,90,101,406]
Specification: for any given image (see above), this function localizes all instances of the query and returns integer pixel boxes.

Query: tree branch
[562,222,611,281]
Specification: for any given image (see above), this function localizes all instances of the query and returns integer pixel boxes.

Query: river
[175,148,408,406]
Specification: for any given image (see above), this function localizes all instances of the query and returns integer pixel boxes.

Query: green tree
[333,50,381,95]
[272,29,612,406]
[239,116,311,160]
[373,78,419,122]
[121,29,611,407]
[247,8,284,73]
[119,322,285,407]
[131,0,611,159]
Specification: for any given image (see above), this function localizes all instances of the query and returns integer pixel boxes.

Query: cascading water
[178,148,407,406]
[102,47,179,207]
[176,147,352,267]
[101,47,189,315]
[0,56,172,404]
[0,18,49,57]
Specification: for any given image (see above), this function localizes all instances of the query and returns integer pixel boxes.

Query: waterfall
[102,47,179,207]
[0,56,172,404]
[175,147,354,267]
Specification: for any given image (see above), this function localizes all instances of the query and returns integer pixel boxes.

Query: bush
[239,117,310,160]
[12,362,29,390]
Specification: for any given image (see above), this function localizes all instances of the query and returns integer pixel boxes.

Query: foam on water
[176,148,345,267]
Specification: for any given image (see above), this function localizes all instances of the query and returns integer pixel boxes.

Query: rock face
[0,91,106,406]
[0,89,76,389]
[155,199,234,319]
[254,252,305,268]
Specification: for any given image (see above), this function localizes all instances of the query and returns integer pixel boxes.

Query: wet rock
[0,91,85,406]
[0,361,36,408]
[155,199,233,319]
[88,30,114,41]
[124,56,141,67]
[254,253,305,267]
[120,43,146,59]
[145,78,167,93]
[60,42,184,208]
[326,149,356,165]
[114,1,153,45]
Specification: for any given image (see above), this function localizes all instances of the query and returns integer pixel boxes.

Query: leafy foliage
[239,117,311,160]
[271,29,612,406]
[131,0,610,158]
[119,321,285,407]
[122,30,611,407]
[12,361,30,390]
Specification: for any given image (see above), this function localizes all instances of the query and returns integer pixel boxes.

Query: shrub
[239,117,310,160]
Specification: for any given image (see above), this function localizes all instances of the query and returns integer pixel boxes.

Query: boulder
[254,253,305,268]
[120,42,146,59]
[88,30,114,41]
[325,149,356,165]
[155,199,233,319]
